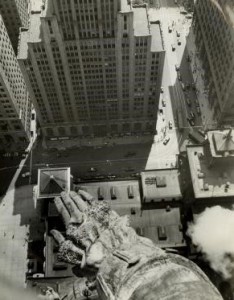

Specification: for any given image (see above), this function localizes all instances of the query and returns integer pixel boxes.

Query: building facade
[193,0,234,125]
[0,0,29,53]
[18,0,165,138]
[0,15,31,151]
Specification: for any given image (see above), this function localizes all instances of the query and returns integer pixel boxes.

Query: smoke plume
[187,205,234,278]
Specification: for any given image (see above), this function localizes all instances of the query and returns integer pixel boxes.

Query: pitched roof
[38,168,70,198]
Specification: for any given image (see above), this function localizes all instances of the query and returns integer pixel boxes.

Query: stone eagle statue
[49,190,223,300]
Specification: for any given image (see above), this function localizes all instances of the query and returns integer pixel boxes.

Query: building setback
[0,0,29,54]
[18,0,165,138]
[0,15,31,151]
[193,0,234,125]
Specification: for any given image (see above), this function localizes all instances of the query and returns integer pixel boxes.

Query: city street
[149,3,205,150]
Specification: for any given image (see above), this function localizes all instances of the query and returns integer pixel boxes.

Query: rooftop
[208,129,234,157]
[76,180,141,215]
[187,145,234,199]
[141,169,182,202]
[37,168,70,199]
[120,0,132,12]
[133,6,150,36]
[150,23,164,52]
[69,182,184,248]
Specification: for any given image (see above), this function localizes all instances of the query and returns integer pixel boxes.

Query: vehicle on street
[186,14,193,19]
[188,119,195,126]
[162,99,166,107]
[178,72,182,81]
[168,26,172,33]
[171,44,176,51]
[163,137,170,145]
[177,39,181,45]
[22,172,30,178]
[160,86,164,93]
[190,111,195,119]
[197,106,201,115]
[176,31,180,37]
[89,167,97,172]
[187,55,191,62]
[181,82,186,91]
[175,64,179,71]
[125,151,136,157]
[169,121,173,129]
[186,98,191,106]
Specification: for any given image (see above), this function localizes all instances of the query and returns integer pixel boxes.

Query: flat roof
[187,145,234,199]
[141,169,182,202]
[133,6,150,36]
[150,23,164,52]
[77,180,141,214]
[76,182,184,248]
[131,207,185,248]
[120,0,132,12]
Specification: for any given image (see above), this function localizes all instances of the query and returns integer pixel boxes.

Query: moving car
[162,99,166,107]
[178,72,182,81]
[163,137,170,145]
[22,172,30,178]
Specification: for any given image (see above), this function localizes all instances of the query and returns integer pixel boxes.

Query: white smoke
[187,205,234,278]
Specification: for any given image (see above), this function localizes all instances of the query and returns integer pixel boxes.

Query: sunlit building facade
[18,0,165,138]
[193,0,234,125]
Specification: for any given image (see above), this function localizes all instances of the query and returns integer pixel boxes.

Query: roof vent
[203,183,209,191]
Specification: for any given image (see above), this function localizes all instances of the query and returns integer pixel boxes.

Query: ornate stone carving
[51,191,223,300]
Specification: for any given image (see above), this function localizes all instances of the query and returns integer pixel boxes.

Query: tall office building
[18,0,165,138]
[0,14,31,151]
[0,0,29,53]
[193,0,234,125]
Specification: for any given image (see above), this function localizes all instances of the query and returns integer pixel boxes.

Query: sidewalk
[43,134,155,150]
[186,26,217,130]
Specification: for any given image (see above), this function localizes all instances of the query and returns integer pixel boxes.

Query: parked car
[189,119,195,126]
[190,111,195,119]
[22,172,30,178]
[160,86,164,93]
[163,137,170,145]
[197,106,201,115]
[175,64,179,71]
[181,82,186,91]
[171,44,176,51]
[162,99,166,107]
[186,98,191,106]
[169,121,173,129]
